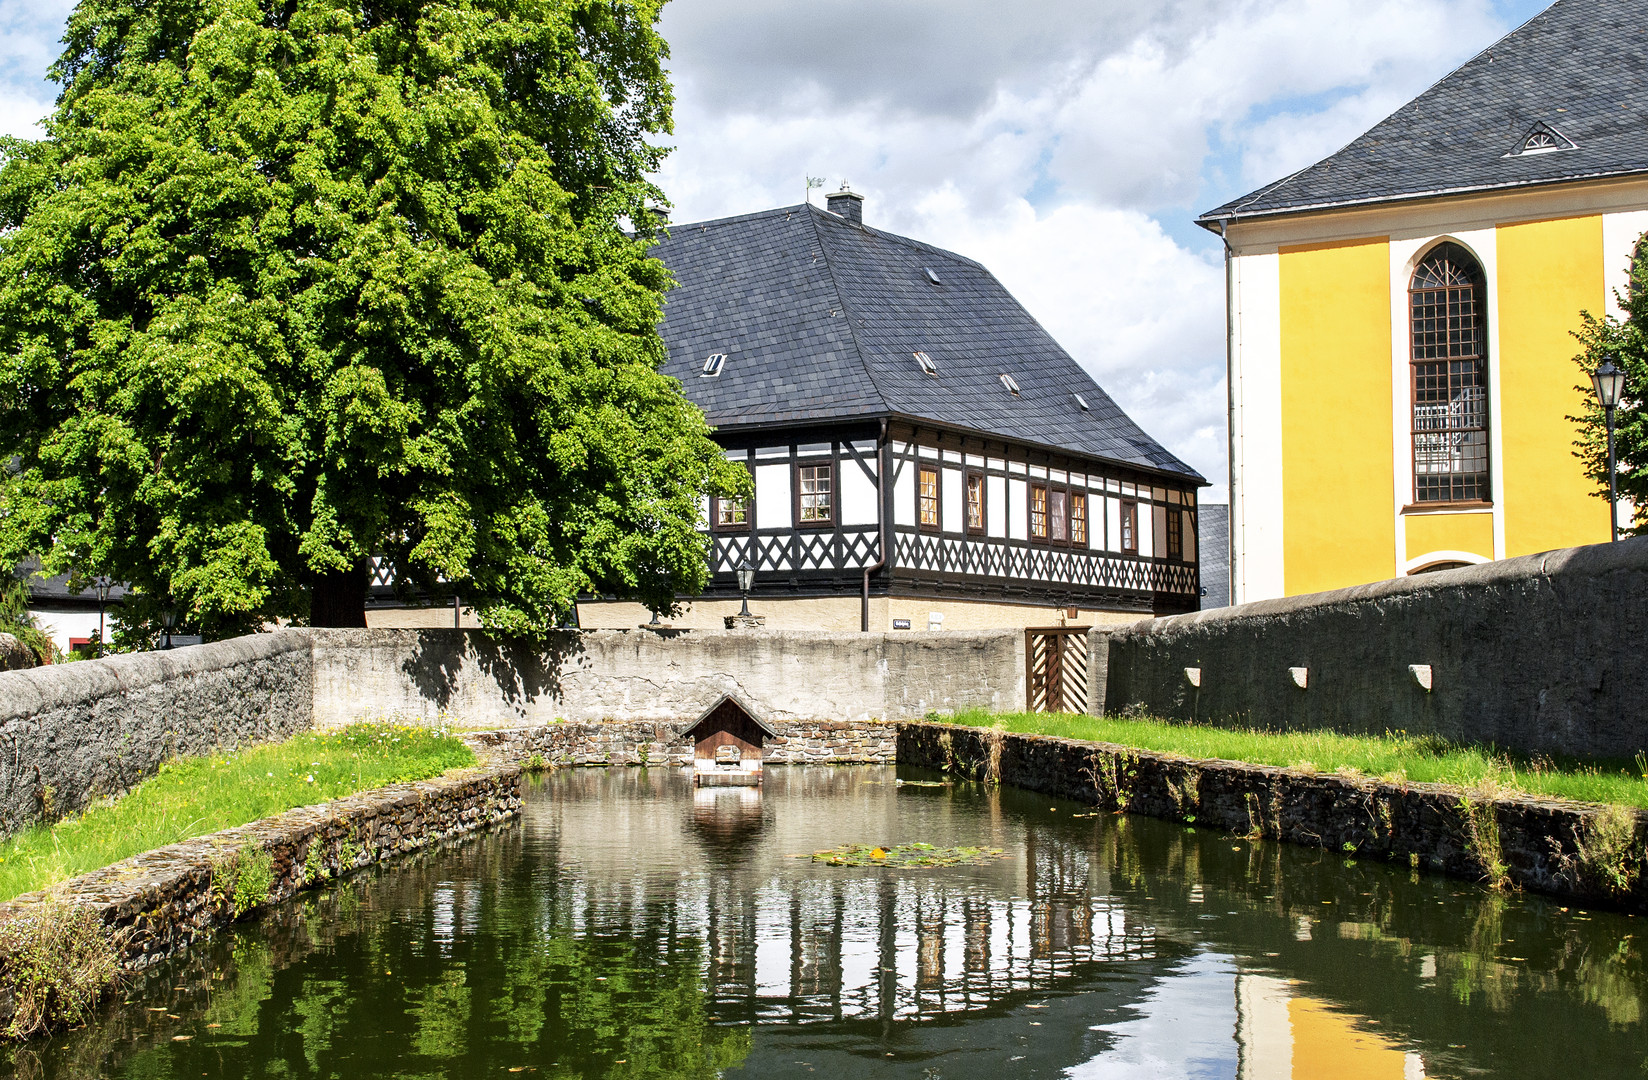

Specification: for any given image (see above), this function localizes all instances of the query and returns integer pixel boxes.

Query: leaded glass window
[1410,243,1490,504]
[1070,493,1088,546]
[1029,484,1048,539]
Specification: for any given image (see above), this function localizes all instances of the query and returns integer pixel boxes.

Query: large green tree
[0,0,745,636]
[1570,240,1648,537]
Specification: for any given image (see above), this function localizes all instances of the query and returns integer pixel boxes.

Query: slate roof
[654,204,1203,483]
[1199,0,1648,226]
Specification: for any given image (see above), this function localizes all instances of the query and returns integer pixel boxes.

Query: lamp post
[93,576,111,657]
[160,606,176,650]
[736,560,754,617]
[1591,358,1627,541]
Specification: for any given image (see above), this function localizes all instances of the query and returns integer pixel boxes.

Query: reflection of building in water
[1237,974,1425,1080]
[542,804,1157,1024]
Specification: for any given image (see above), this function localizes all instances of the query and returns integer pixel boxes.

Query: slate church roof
[1199,0,1648,226]
[652,203,1203,483]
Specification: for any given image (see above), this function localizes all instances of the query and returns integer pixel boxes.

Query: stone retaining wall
[0,765,521,1015]
[0,631,313,835]
[1100,537,1648,758]
[462,719,898,767]
[305,627,1023,729]
[898,723,1648,911]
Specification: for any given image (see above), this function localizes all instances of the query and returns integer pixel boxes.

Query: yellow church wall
[1278,237,1394,595]
[1495,215,1610,555]
[1287,998,1411,1080]
[1404,511,1493,565]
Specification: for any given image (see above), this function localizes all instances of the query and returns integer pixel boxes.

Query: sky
[0,0,1556,499]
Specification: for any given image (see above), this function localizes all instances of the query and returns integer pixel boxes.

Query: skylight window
[700,353,726,377]
[999,373,1021,396]
[924,267,942,285]
[1073,393,1090,411]
[913,351,938,376]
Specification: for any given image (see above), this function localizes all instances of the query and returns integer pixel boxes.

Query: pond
[9,766,1646,1079]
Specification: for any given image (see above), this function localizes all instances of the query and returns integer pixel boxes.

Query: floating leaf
[800,843,1008,868]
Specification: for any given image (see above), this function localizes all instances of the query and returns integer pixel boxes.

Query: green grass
[0,723,475,902]
[948,710,1648,809]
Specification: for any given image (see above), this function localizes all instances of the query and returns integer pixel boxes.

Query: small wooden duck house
[680,694,776,786]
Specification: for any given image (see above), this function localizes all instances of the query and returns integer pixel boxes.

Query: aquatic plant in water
[799,842,1007,868]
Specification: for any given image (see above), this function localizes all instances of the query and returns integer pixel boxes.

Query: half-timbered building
[577,190,1206,631]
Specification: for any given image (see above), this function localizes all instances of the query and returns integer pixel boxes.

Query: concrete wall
[306,627,1024,728]
[1101,537,1648,758]
[0,631,313,834]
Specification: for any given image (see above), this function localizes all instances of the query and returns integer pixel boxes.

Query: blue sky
[0,0,1565,498]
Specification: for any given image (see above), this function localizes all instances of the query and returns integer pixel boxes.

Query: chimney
[826,185,863,225]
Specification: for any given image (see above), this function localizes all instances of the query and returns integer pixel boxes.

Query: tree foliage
[0,0,745,636]
[1569,238,1648,537]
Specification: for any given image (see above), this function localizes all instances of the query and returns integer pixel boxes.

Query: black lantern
[160,605,176,650]
[736,560,754,617]
[93,575,111,657]
[1591,358,1627,541]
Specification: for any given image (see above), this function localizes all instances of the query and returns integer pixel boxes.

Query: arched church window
[1410,243,1489,504]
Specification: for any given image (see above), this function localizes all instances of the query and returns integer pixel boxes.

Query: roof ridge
[806,205,895,416]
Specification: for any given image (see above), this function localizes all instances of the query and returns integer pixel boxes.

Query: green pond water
[10,766,1647,1079]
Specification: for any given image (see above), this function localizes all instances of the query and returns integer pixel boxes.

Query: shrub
[0,901,124,1039]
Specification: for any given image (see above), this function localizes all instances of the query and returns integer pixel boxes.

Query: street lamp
[93,575,111,657]
[160,605,176,650]
[735,560,755,618]
[1591,358,1627,541]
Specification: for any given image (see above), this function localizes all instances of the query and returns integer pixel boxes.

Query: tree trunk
[310,561,369,628]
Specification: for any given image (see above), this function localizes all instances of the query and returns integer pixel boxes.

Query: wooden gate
[1026,628,1090,714]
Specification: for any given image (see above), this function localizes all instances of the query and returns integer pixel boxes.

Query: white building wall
[1229,248,1284,603]
[840,461,879,527]
[755,464,791,530]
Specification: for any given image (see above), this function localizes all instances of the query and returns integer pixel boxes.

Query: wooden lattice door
[1026,628,1090,714]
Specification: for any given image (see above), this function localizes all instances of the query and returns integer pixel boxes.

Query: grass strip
[0,723,474,902]
[948,710,1648,809]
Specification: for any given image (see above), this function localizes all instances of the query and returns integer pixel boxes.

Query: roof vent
[1073,393,1090,411]
[1504,121,1576,158]
[913,351,938,376]
[826,183,864,225]
[999,373,1021,396]
[924,267,942,285]
[700,353,726,378]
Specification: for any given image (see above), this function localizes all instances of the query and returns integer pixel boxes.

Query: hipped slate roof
[653,204,1202,483]
[1199,0,1648,225]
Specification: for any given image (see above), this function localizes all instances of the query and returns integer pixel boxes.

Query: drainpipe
[1219,217,1238,607]
[861,417,890,632]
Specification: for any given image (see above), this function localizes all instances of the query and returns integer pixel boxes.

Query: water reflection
[9,766,1644,1079]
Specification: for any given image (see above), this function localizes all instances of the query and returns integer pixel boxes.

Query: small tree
[0,0,747,637]
[1569,241,1648,537]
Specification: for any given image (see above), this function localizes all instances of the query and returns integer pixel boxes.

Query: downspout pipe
[861,417,890,632]
[1219,218,1238,608]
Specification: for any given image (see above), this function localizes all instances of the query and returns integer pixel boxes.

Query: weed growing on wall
[302,839,329,886]
[1457,794,1510,890]
[1568,805,1644,898]
[233,849,275,916]
[0,901,124,1039]
[0,723,471,902]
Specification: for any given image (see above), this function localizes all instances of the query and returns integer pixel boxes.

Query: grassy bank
[950,711,1648,809]
[0,723,474,902]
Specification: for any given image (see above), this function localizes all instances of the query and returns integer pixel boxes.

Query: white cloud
[656,0,1526,501]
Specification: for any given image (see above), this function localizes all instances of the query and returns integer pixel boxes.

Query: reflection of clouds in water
[1065,950,1238,1080]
